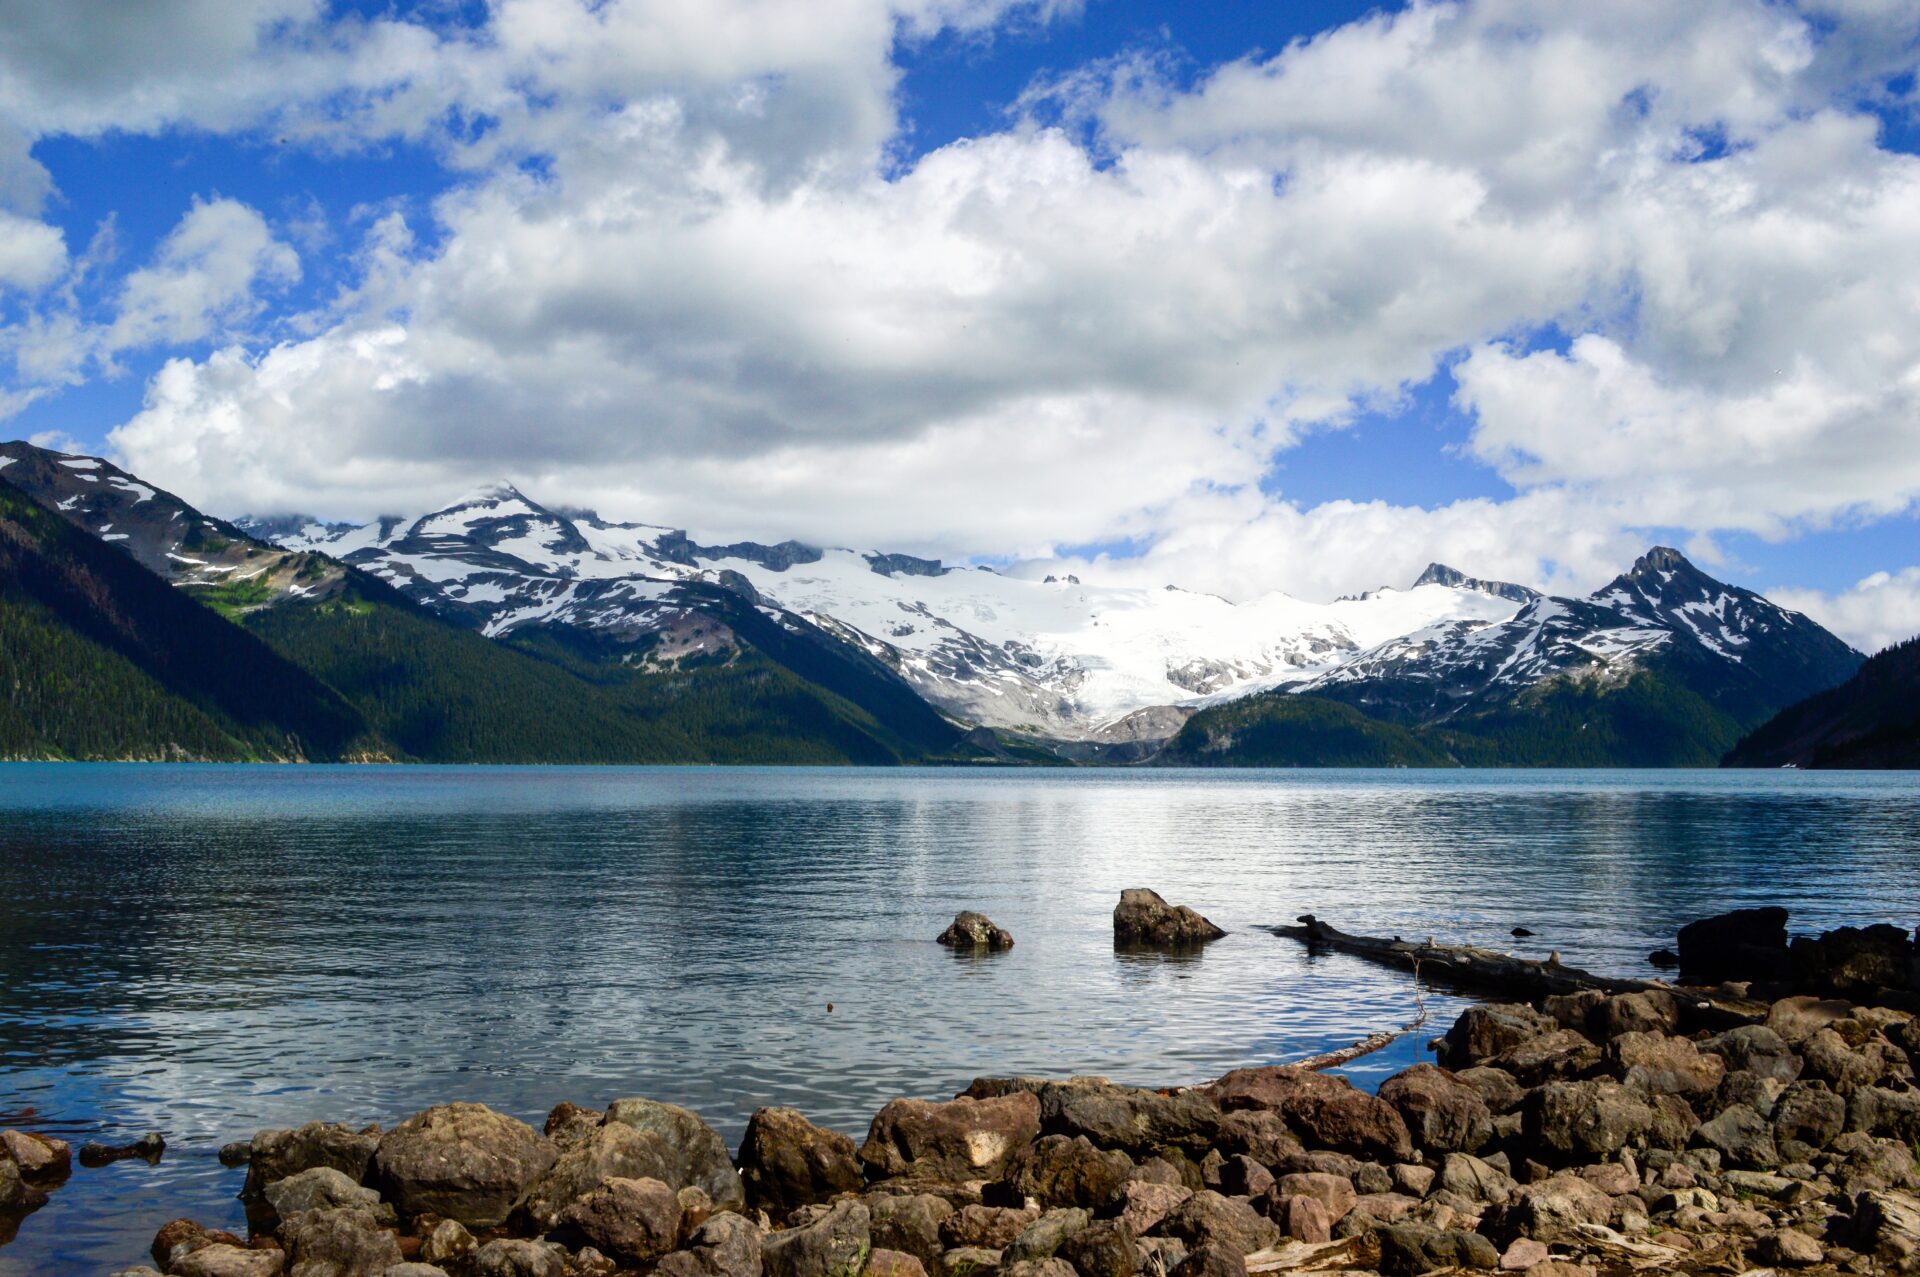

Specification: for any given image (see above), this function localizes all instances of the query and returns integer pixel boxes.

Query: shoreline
[11,983,1920,1277]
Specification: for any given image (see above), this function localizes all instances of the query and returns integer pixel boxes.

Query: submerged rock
[938,913,1015,951]
[79,1132,165,1167]
[1112,890,1225,948]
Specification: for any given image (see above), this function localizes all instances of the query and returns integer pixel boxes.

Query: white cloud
[1771,568,1920,655]
[108,198,300,353]
[1,0,1911,607]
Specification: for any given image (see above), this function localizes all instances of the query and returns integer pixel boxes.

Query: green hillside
[1724,635,1920,769]
[0,478,379,761]
[1155,695,1455,767]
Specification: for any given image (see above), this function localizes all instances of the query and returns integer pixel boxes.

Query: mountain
[1256,547,1867,765]
[1,443,971,764]
[256,486,1526,742]
[1153,694,1455,767]
[1723,634,1920,769]
[0,472,379,761]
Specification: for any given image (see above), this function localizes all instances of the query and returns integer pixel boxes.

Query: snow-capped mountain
[1300,546,1863,727]
[252,483,1526,739]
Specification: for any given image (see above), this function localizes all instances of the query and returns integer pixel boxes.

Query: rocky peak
[1412,562,1541,604]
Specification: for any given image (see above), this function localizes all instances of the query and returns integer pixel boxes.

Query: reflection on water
[1,765,1917,1274]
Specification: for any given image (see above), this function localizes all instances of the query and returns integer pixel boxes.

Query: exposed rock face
[1111,890,1226,948]
[861,1093,1042,1182]
[1207,1067,1413,1162]
[370,1103,556,1228]
[739,1107,865,1216]
[562,1176,684,1265]
[603,1098,748,1211]
[937,913,1014,951]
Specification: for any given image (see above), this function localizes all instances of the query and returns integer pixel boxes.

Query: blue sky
[2,0,1919,649]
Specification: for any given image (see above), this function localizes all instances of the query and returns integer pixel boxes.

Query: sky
[1,0,1919,652]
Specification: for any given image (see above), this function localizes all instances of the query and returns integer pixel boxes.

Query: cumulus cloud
[1772,568,1920,655]
[0,0,1912,605]
[108,198,300,352]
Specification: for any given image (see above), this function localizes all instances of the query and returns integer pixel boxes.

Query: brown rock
[1168,1241,1244,1277]
[1438,1005,1556,1069]
[242,1123,381,1204]
[170,1246,286,1277]
[151,1220,249,1272]
[764,1199,872,1277]
[1000,1136,1133,1210]
[1273,1172,1355,1222]
[1114,1182,1189,1237]
[1273,1194,1330,1244]
[1157,1191,1280,1257]
[370,1104,555,1228]
[280,1205,404,1277]
[1608,1032,1724,1098]
[869,1194,956,1268]
[943,1206,1040,1251]
[871,1249,933,1277]
[1496,1237,1547,1270]
[1767,996,1853,1046]
[1524,1081,1654,1160]
[542,1101,602,1150]
[1378,1064,1493,1155]
[1206,1068,1412,1163]
[470,1239,568,1277]
[658,1212,767,1277]
[1489,1030,1602,1085]
[1112,890,1225,948]
[1213,1112,1303,1166]
[0,1130,71,1181]
[741,1108,865,1216]
[862,1093,1042,1183]
[1059,1220,1138,1277]
[563,1176,684,1265]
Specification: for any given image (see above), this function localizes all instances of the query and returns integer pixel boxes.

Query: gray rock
[861,1093,1042,1183]
[1058,1220,1139,1277]
[1524,1081,1654,1160]
[764,1198,872,1277]
[1155,1191,1279,1257]
[1377,1065,1492,1155]
[1691,1103,1778,1169]
[938,913,1014,950]
[1001,1209,1091,1265]
[869,1194,956,1269]
[370,1104,555,1228]
[1433,1153,1515,1205]
[470,1240,568,1277]
[1374,1223,1498,1274]
[656,1212,767,1277]
[264,1167,383,1221]
[1000,1136,1133,1210]
[171,1247,287,1277]
[280,1205,403,1277]
[1703,1025,1803,1084]
[942,1206,1041,1251]
[520,1121,683,1231]
[243,1123,381,1204]
[604,1098,747,1211]
[1112,890,1225,948]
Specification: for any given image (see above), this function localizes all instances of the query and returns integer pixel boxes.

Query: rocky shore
[11,906,1920,1277]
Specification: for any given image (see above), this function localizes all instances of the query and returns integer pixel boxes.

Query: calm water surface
[1,765,1917,1274]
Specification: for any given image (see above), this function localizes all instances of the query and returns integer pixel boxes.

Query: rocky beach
[11,895,1920,1277]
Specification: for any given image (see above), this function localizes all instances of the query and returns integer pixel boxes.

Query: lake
[1,765,1917,1274]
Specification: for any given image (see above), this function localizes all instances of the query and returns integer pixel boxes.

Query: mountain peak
[1629,546,1694,577]
[1411,562,1540,604]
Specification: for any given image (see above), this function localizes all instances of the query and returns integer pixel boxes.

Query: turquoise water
[1,765,1917,1274]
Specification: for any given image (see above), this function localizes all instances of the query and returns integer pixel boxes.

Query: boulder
[543,1101,604,1150]
[1156,1191,1280,1257]
[1489,1030,1601,1084]
[263,1167,384,1221]
[938,913,1015,951]
[656,1212,767,1277]
[1206,1068,1411,1163]
[1114,1183,1188,1237]
[1272,1195,1331,1244]
[0,1130,71,1181]
[1766,996,1853,1046]
[940,1246,1001,1277]
[1702,1025,1802,1083]
[470,1240,569,1277]
[1273,1172,1355,1223]
[280,1205,403,1277]
[562,1176,683,1265]
[1437,1005,1555,1070]
[1058,1220,1139,1277]
[151,1220,249,1272]
[1454,1068,1526,1116]
[1608,1032,1724,1098]
[869,1194,956,1268]
[1754,1229,1825,1268]
[1433,1154,1515,1205]
[1590,992,1679,1040]
[1001,1209,1090,1265]
[1848,1085,1920,1145]
[369,1104,556,1228]
[999,1136,1132,1210]
[420,1220,475,1268]
[740,1108,865,1216]
[170,1246,286,1277]
[1690,1103,1778,1169]
[1377,1065,1492,1155]
[1480,1175,1612,1246]
[870,1250,932,1277]
[1523,1081,1654,1161]
[862,1093,1041,1183]
[1026,1080,1221,1155]
[1213,1155,1272,1200]
[1390,1164,1434,1197]
[243,1123,381,1203]
[1374,1223,1498,1275]
[1802,1027,1886,1091]
[1712,1069,1787,1119]
[764,1199,872,1277]
[1793,923,1916,995]
[1849,1189,1920,1267]
[604,1098,747,1211]
[1112,890,1225,948]
[519,1122,675,1231]
[943,1206,1040,1251]
[1167,1242,1244,1277]
[1676,907,1790,983]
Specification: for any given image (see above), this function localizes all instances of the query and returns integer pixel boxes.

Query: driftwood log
[1267,914,1772,1031]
